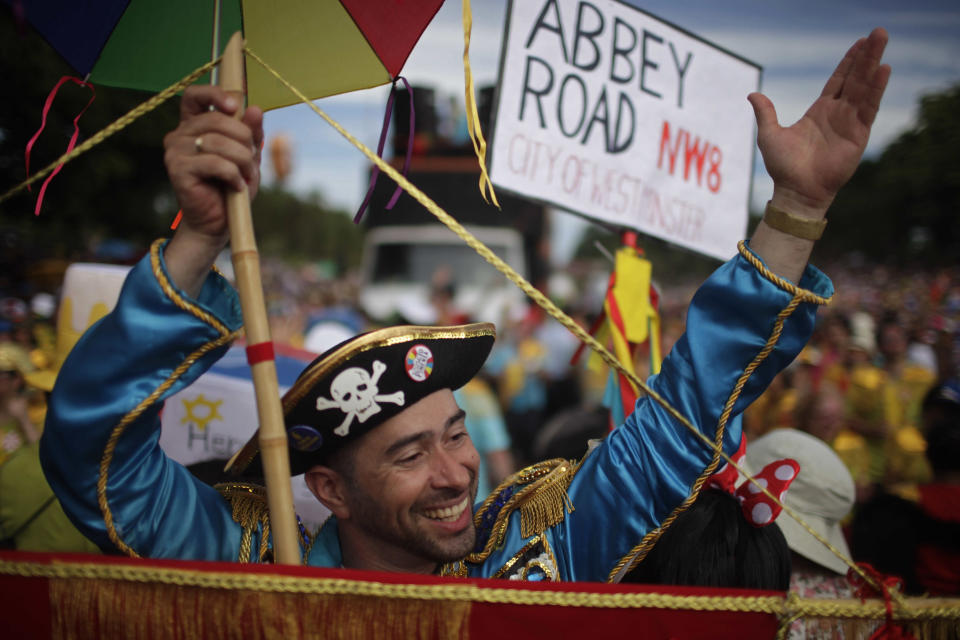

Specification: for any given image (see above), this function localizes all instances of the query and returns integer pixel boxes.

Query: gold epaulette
[215,482,272,563]
[466,458,578,564]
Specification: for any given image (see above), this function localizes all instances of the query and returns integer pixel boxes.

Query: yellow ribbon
[462,0,500,208]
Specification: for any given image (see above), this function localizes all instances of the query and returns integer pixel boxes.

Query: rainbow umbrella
[12,0,444,111]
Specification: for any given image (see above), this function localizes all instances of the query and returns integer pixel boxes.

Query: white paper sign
[489,0,761,260]
[159,345,332,531]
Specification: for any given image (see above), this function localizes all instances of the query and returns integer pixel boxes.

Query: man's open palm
[748,28,891,210]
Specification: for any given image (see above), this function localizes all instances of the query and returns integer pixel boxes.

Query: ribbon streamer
[25,76,96,216]
[462,0,499,207]
[354,77,414,224]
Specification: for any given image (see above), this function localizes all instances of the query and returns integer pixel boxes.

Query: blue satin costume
[40,241,832,582]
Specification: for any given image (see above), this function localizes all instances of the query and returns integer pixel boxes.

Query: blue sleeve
[39,241,252,561]
[552,246,833,582]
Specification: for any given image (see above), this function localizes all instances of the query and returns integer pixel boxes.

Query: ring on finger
[194,136,204,153]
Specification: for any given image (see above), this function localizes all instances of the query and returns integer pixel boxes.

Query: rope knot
[848,562,914,640]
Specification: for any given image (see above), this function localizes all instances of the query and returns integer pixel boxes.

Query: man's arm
[550,29,890,582]
[40,86,268,560]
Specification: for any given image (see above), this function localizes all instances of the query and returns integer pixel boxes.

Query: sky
[261,0,960,264]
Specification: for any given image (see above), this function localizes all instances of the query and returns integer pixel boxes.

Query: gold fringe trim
[466,459,575,563]
[50,576,471,640]
[97,240,239,558]
[0,58,221,208]
[3,558,955,621]
[518,464,575,539]
[215,483,272,563]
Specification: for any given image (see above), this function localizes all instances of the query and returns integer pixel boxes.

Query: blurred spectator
[531,405,609,462]
[0,441,99,553]
[747,429,861,639]
[877,316,936,486]
[485,312,548,465]
[454,378,515,499]
[852,381,960,596]
[814,312,852,391]
[744,347,819,440]
[0,343,39,464]
[795,383,847,445]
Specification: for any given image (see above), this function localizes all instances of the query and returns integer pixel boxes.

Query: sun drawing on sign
[181,395,224,432]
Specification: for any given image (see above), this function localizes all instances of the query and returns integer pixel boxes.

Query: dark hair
[315,435,359,482]
[621,489,791,590]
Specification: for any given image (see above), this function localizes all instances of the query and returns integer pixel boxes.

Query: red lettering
[657,119,723,193]
[657,120,681,174]
[683,134,708,185]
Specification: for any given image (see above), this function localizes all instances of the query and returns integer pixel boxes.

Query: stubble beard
[350,477,479,565]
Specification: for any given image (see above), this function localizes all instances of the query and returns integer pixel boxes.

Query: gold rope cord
[2,559,958,624]
[243,45,898,600]
[97,240,240,557]
[609,293,804,581]
[0,58,221,208]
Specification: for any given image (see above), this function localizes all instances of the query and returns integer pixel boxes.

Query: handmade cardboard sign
[489,0,761,260]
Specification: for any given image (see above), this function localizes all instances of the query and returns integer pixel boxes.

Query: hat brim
[227,323,495,477]
[775,509,851,575]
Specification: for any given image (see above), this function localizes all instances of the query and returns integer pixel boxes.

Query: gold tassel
[216,482,272,563]
[519,463,575,538]
[51,577,472,640]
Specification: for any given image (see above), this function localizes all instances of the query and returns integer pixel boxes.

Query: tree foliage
[814,83,960,267]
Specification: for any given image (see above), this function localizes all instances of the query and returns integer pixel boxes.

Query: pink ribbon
[354,76,414,224]
[25,76,96,216]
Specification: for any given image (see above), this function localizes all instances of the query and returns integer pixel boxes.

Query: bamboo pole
[218,32,300,565]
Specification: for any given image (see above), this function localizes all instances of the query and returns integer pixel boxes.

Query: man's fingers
[243,105,265,148]
[179,110,255,148]
[191,132,258,183]
[858,63,892,128]
[186,154,248,193]
[180,85,241,119]
[821,38,864,99]
[842,28,889,106]
[748,92,779,134]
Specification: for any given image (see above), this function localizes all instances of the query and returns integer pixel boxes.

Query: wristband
[762,201,827,240]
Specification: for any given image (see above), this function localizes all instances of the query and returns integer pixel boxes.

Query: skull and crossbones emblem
[315,360,405,436]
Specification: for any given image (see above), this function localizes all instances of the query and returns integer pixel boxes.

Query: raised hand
[162,86,264,296]
[748,28,891,217]
[163,85,264,240]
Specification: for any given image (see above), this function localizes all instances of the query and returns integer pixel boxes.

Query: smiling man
[42,28,891,582]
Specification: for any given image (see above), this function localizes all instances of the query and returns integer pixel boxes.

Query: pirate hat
[227,323,495,476]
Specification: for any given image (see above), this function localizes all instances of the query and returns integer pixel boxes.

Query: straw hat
[745,428,855,575]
